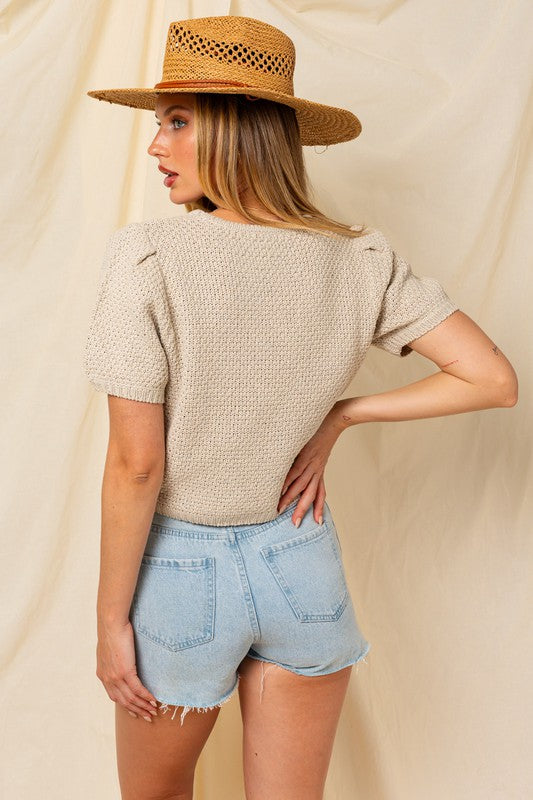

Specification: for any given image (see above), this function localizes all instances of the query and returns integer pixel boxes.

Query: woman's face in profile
[148,92,204,205]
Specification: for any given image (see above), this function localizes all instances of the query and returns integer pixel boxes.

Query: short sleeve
[371,241,460,357]
[84,223,169,403]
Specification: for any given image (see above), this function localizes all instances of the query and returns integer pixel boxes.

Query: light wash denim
[130,498,371,724]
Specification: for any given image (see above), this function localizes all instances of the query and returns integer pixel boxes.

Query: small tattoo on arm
[492,345,500,355]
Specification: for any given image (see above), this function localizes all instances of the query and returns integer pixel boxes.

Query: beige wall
[1,0,531,797]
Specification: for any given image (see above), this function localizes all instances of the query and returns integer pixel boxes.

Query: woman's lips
[163,173,178,187]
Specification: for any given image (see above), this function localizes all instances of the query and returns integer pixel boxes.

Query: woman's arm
[94,396,165,721]
[278,311,518,525]
[97,396,166,626]
[332,310,518,428]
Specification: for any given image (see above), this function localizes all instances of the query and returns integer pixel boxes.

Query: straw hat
[86,15,362,147]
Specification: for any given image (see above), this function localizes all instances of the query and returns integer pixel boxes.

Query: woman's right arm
[335,310,518,426]
[277,310,518,525]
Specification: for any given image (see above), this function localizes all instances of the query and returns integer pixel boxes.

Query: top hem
[154,499,299,527]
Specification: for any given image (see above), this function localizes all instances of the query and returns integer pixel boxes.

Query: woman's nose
[147,137,166,157]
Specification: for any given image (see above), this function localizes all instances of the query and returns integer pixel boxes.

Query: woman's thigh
[237,655,353,800]
[115,703,221,800]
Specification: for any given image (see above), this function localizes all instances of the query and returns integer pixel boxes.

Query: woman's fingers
[289,475,320,527]
[278,462,315,513]
[277,421,336,522]
[107,683,152,721]
[124,671,160,716]
[279,462,302,499]
[118,628,159,718]
[97,621,160,722]
[105,679,157,721]
[118,679,158,721]
[313,477,326,523]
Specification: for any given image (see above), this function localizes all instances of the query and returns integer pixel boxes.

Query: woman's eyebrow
[154,104,191,120]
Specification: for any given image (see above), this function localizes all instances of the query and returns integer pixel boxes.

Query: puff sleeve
[371,239,460,357]
[84,223,169,403]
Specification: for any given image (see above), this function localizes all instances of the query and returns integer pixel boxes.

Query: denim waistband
[150,497,306,541]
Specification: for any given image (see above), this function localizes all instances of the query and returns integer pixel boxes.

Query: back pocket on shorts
[132,555,215,651]
[260,522,348,622]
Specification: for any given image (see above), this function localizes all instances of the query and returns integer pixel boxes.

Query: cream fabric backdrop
[1,1,531,798]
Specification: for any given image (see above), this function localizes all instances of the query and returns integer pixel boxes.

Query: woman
[84,15,518,800]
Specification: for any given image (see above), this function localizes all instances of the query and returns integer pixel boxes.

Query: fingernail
[294,517,301,528]
[279,503,287,514]
[319,515,323,525]
[128,711,137,718]
[143,715,152,722]
[149,700,157,707]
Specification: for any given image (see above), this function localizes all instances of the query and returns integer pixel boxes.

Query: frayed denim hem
[245,641,371,681]
[154,672,241,725]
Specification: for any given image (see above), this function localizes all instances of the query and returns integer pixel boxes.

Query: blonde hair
[184,93,370,239]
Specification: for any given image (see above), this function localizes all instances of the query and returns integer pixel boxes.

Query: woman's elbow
[494,367,519,407]
[500,384,518,407]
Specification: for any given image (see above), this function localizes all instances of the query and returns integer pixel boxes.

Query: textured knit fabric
[84,209,460,525]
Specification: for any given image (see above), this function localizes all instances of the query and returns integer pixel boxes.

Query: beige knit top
[84,209,459,525]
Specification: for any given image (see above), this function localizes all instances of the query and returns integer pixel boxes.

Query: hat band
[154,79,254,90]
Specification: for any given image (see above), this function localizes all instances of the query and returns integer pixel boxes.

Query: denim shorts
[129,498,371,724]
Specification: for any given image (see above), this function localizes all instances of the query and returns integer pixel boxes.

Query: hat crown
[157,16,296,96]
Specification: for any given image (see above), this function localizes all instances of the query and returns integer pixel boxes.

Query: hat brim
[86,86,361,146]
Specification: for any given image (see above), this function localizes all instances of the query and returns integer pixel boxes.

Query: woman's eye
[155,118,186,129]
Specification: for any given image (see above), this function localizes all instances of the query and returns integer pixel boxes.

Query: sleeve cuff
[88,377,166,403]
[382,300,460,357]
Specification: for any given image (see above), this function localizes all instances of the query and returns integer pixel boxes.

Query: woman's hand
[96,618,159,722]
[277,401,353,526]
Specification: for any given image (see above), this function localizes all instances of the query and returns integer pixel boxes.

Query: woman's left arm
[277,311,518,527]
[334,310,518,426]
[97,397,165,624]
[95,395,165,721]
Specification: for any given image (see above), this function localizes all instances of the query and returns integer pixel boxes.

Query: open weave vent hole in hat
[168,22,294,79]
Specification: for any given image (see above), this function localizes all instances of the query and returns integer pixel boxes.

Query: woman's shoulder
[102,216,195,260]
[139,212,202,243]
[101,222,157,268]
[348,225,389,253]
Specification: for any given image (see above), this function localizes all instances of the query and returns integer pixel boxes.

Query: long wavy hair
[184,93,370,239]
